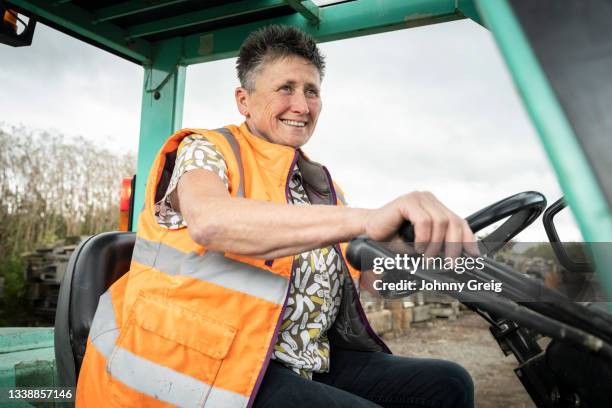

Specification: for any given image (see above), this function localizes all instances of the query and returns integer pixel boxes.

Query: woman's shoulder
[177,134,225,160]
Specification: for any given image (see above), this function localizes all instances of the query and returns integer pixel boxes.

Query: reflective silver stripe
[206,386,249,407]
[131,236,186,276]
[90,290,119,359]
[132,237,288,305]
[214,127,245,198]
[110,347,208,407]
[183,251,289,305]
[131,236,158,269]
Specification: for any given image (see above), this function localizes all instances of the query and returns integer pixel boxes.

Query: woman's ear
[235,87,250,117]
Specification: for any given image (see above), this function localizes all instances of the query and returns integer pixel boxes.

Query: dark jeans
[253,349,474,408]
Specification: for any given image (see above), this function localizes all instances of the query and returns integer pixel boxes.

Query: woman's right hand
[364,191,478,258]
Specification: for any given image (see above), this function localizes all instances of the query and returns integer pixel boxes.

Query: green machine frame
[7,0,612,300]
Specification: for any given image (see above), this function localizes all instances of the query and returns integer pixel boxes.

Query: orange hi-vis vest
[76,123,389,407]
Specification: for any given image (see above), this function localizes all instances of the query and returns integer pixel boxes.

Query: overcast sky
[0,19,581,241]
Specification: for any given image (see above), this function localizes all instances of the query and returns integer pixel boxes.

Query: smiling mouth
[280,119,307,128]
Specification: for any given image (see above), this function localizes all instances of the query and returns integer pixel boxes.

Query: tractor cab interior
[3,1,612,407]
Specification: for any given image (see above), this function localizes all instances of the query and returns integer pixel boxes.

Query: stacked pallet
[423,292,461,320]
[410,292,432,323]
[22,236,85,320]
[362,291,463,339]
[363,296,417,339]
[385,299,413,338]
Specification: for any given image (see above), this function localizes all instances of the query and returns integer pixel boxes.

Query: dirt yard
[387,311,535,408]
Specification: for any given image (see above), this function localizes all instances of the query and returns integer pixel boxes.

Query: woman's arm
[175,168,476,259]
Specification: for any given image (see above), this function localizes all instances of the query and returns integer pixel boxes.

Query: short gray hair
[236,25,325,92]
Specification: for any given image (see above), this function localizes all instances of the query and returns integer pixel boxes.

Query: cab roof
[7,0,476,65]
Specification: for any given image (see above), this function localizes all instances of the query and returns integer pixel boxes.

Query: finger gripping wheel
[348,191,547,272]
[399,191,546,255]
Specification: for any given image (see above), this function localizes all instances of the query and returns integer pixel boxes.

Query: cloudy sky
[0,19,581,241]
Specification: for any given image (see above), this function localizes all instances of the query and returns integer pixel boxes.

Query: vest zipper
[247,150,299,408]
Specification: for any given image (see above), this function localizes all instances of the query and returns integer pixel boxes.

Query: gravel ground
[386,311,535,408]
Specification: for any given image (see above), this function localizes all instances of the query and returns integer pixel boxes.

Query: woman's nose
[290,92,309,114]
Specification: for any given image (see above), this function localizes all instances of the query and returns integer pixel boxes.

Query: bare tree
[0,124,135,260]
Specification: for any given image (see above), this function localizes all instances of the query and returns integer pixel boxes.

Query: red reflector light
[120,177,133,212]
[119,176,134,232]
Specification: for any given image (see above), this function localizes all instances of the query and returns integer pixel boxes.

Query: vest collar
[232,123,295,190]
[239,122,296,162]
[230,123,335,204]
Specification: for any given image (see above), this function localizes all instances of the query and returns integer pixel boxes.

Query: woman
[77,25,475,408]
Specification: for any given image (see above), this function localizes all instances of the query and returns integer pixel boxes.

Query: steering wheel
[400,190,546,256]
[347,191,546,270]
[346,191,612,366]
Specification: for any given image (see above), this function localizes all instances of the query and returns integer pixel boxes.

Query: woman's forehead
[256,55,321,83]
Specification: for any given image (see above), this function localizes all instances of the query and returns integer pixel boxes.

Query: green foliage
[2,255,26,302]
[522,241,590,264]
[523,243,556,261]
[0,254,29,325]
[562,242,590,263]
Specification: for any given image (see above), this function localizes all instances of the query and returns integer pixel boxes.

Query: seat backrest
[54,231,135,387]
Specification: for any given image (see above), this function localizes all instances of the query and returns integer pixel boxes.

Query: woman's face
[235,55,322,148]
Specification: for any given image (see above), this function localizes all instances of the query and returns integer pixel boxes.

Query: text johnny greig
[371,254,503,293]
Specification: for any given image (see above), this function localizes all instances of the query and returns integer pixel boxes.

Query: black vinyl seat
[54,231,135,387]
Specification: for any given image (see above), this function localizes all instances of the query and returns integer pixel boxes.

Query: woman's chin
[283,130,313,148]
